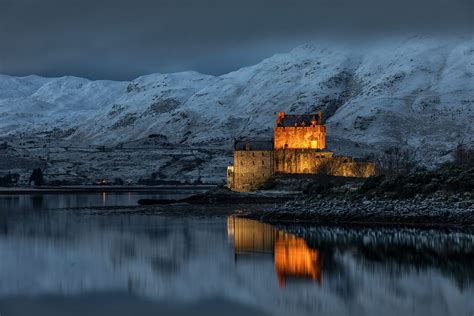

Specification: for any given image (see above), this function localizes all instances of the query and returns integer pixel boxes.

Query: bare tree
[453,143,474,168]
[374,147,417,175]
[29,168,44,186]
[317,159,338,175]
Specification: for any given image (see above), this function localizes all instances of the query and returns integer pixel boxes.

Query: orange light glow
[274,112,326,150]
[274,232,322,287]
[228,216,323,287]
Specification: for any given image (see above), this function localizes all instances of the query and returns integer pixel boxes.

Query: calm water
[0,191,193,212]
[0,194,473,316]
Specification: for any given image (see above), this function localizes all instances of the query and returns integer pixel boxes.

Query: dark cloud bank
[0,0,472,80]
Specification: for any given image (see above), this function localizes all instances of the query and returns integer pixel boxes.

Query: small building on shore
[227,112,377,192]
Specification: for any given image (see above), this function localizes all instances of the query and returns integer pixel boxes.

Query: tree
[374,147,417,175]
[453,143,474,169]
[29,168,44,186]
[316,159,338,175]
[0,173,19,186]
[113,177,124,185]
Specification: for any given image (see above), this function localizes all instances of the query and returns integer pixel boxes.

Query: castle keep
[227,112,376,192]
[274,111,326,150]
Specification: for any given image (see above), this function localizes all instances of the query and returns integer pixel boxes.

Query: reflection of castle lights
[227,216,322,287]
[274,232,322,287]
[228,216,274,255]
[101,192,107,205]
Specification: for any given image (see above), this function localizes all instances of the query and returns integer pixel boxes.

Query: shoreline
[134,188,474,229]
[120,191,474,229]
[137,188,301,205]
[0,184,216,195]
[253,215,474,230]
[2,185,473,229]
[253,192,474,228]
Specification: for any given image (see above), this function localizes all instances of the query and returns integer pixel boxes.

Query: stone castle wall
[229,150,274,192]
[274,125,326,150]
[274,149,376,178]
[274,149,334,173]
[228,149,377,192]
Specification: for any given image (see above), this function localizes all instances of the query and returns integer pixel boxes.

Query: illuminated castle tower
[273,111,333,174]
[274,112,326,150]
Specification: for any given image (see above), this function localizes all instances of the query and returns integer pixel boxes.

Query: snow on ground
[0,35,473,182]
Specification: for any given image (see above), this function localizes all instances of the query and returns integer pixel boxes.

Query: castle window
[262,160,265,165]
[253,161,255,165]
[241,160,244,166]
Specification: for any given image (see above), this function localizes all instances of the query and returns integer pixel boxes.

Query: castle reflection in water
[227,216,322,287]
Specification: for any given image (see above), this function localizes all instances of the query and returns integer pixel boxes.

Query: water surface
[0,193,473,316]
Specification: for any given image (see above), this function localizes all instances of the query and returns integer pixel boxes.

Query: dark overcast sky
[0,0,472,80]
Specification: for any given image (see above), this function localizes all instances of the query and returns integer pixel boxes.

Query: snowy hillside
[0,35,473,183]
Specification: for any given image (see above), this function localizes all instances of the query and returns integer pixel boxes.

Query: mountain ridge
[0,35,473,182]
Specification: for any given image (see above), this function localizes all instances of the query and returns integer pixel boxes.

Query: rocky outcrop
[261,192,474,227]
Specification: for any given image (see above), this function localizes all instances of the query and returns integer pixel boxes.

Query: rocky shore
[138,186,300,205]
[134,164,474,228]
[257,192,474,227]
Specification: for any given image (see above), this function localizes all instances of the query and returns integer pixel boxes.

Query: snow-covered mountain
[0,35,473,182]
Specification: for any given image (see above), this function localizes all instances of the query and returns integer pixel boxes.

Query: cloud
[0,0,472,79]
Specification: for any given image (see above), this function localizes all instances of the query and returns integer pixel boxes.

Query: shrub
[358,175,385,194]
[29,168,44,186]
[453,144,474,169]
[113,178,124,185]
[358,163,473,198]
[303,175,336,195]
[316,159,338,175]
[0,173,20,186]
[373,147,417,175]
[445,168,474,192]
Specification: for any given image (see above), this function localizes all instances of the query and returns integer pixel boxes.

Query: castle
[227,112,376,192]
